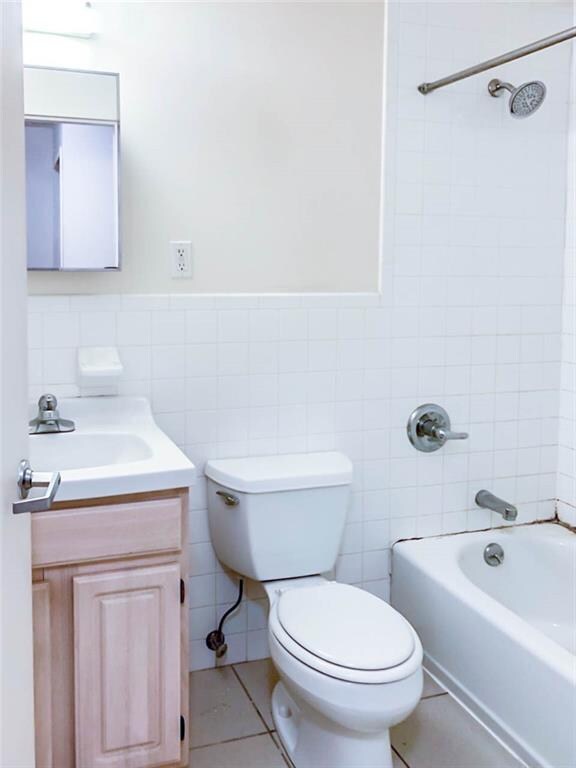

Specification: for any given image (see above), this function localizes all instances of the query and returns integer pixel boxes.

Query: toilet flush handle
[216,490,239,507]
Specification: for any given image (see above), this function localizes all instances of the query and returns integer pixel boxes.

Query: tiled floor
[189,661,524,768]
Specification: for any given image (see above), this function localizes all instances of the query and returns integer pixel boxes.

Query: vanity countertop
[29,396,195,502]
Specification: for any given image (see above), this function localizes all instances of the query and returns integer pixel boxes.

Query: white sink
[28,397,195,502]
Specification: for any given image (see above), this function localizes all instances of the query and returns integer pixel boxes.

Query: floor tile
[422,669,447,699]
[234,659,279,729]
[190,667,266,748]
[392,695,523,768]
[189,734,286,768]
[270,731,294,768]
[392,749,408,767]
[271,729,406,768]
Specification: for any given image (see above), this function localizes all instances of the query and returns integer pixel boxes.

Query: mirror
[24,67,120,271]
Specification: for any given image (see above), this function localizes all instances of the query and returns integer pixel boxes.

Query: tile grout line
[392,745,411,768]
[421,691,449,701]
[231,664,293,768]
[191,667,444,767]
[189,729,270,752]
[230,664,275,735]
[269,730,295,768]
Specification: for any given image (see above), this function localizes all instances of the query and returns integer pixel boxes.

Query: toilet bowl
[263,578,423,768]
[205,452,423,768]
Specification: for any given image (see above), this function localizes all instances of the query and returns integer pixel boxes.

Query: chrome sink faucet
[475,490,517,521]
[29,394,75,435]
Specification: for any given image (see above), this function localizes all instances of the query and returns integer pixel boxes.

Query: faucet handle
[30,394,75,435]
[407,403,469,452]
[433,426,469,443]
[38,393,58,413]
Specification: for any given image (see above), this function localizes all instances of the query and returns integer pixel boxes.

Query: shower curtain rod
[418,26,576,94]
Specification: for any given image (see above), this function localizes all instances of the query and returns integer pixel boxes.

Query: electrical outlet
[170,241,192,278]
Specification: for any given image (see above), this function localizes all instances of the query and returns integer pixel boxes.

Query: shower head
[488,78,546,118]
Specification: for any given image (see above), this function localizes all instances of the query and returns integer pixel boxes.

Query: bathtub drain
[484,543,504,566]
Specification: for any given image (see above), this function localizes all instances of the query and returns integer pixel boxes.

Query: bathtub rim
[391,521,576,768]
[392,522,576,682]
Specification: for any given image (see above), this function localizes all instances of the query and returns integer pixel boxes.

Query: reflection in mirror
[25,120,118,270]
[24,66,120,271]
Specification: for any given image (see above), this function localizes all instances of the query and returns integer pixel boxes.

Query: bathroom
[0,0,574,766]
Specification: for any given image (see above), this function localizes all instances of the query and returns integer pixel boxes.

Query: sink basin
[28,397,195,502]
[30,433,153,472]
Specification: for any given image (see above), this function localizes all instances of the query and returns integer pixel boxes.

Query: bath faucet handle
[407,403,469,452]
[426,424,469,444]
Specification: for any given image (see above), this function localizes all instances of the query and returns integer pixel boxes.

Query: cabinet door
[32,582,53,768]
[74,563,181,768]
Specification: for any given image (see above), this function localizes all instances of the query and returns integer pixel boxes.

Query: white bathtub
[392,523,576,768]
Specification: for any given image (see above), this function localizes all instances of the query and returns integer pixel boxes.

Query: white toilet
[206,451,423,768]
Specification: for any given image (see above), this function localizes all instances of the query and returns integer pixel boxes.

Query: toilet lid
[276,583,415,671]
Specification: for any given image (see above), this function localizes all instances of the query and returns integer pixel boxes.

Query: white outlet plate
[170,241,192,278]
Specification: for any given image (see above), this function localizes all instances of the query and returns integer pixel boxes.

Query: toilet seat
[269,582,422,685]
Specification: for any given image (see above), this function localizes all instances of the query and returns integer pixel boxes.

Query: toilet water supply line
[206,578,244,658]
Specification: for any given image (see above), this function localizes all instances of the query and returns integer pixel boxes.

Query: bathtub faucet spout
[475,490,518,521]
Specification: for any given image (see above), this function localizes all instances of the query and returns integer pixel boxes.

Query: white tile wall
[28,287,562,668]
[27,0,573,669]
[558,19,576,526]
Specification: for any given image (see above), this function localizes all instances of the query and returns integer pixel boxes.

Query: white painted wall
[27,0,574,669]
[25,1,384,293]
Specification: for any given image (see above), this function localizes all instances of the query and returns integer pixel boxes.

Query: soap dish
[77,347,123,396]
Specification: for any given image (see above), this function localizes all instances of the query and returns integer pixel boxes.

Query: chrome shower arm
[418,26,576,95]
[488,80,515,97]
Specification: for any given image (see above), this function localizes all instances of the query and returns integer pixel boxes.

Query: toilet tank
[205,452,353,581]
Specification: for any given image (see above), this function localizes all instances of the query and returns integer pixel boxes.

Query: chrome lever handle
[13,460,61,515]
[407,403,469,452]
[432,426,469,443]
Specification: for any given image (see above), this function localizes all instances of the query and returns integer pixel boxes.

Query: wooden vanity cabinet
[31,489,189,768]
